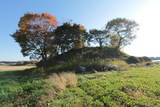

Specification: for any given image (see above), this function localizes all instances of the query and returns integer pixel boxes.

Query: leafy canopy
[55,22,86,54]
[89,29,108,48]
[106,18,139,49]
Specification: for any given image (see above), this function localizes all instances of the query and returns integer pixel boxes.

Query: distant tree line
[11,13,139,70]
[150,57,160,60]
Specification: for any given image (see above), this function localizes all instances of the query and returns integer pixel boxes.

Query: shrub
[126,56,151,64]
[118,65,130,71]
[86,63,119,72]
[139,56,151,62]
[48,72,77,90]
[126,56,140,64]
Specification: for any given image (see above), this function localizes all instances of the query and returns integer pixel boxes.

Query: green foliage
[48,88,104,107]
[126,56,141,64]
[126,56,151,64]
[108,34,120,48]
[51,64,160,107]
[0,70,57,106]
[37,47,129,68]
[89,29,108,48]
[1,63,160,106]
[44,57,128,73]
[55,22,86,54]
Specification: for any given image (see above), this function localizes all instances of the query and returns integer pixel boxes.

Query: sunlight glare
[124,2,160,57]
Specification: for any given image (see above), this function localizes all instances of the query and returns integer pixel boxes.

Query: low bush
[126,56,140,64]
[48,72,77,90]
[139,56,151,62]
[126,56,151,64]
[86,63,119,72]
[118,65,130,71]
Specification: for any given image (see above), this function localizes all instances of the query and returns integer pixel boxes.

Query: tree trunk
[99,39,103,49]
[116,37,122,50]
[41,51,47,72]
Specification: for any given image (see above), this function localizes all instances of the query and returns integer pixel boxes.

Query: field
[49,64,160,107]
[0,63,160,106]
[0,67,55,106]
[0,65,35,71]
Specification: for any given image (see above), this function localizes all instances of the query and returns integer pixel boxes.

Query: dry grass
[48,72,77,90]
[0,65,35,71]
[118,65,130,71]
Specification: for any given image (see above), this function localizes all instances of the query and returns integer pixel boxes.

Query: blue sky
[0,0,159,61]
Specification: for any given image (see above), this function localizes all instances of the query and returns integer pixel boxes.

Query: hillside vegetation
[37,47,151,73]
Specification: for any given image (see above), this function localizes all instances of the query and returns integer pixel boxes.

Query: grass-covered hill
[41,47,129,65]
[37,47,151,73]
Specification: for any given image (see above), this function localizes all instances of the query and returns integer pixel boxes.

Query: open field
[50,64,160,106]
[0,63,160,106]
[0,65,35,71]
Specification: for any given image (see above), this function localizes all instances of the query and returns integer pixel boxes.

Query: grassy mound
[39,47,129,67]
[37,47,131,72]
[37,47,150,73]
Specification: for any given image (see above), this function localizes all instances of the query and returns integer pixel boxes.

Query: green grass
[49,64,160,107]
[1,63,160,107]
[0,70,58,107]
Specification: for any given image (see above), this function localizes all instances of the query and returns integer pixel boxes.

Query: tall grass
[48,72,77,90]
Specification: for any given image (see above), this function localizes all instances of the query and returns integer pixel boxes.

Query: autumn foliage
[18,13,57,31]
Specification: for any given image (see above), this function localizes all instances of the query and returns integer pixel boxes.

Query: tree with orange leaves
[12,13,58,71]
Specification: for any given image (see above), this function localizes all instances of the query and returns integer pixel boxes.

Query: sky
[0,0,160,61]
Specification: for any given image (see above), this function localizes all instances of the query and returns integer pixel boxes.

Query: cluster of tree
[12,12,139,69]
